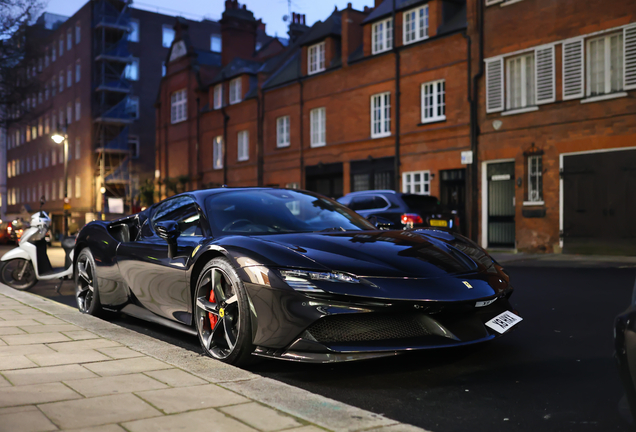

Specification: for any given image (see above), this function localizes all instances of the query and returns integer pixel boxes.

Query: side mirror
[155,220,180,258]
[367,215,396,230]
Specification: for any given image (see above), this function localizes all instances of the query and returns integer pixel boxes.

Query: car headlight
[279,269,360,292]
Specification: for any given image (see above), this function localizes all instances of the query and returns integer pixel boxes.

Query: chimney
[220,0,258,66]
[341,5,368,67]
[288,12,309,44]
[374,0,383,8]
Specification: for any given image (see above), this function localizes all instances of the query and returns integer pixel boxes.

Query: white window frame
[308,42,326,75]
[128,19,139,43]
[403,5,428,45]
[526,155,543,204]
[210,34,221,52]
[213,136,223,169]
[66,103,72,124]
[75,60,81,83]
[237,130,249,162]
[276,115,290,148]
[229,78,242,104]
[213,84,223,109]
[125,58,139,81]
[310,107,326,147]
[586,33,624,97]
[66,29,72,50]
[170,89,187,124]
[506,53,535,110]
[421,79,446,123]
[402,170,431,195]
[371,92,391,138]
[372,18,393,55]
[75,99,81,121]
[75,22,81,44]
[75,138,81,160]
[162,25,175,48]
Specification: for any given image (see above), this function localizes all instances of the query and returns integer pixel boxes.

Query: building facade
[3,1,221,235]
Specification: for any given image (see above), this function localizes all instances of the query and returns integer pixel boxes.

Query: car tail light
[7,226,12,233]
[401,213,423,227]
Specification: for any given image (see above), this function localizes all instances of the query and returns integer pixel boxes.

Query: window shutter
[535,45,555,104]
[624,24,636,90]
[562,39,584,100]
[485,0,503,5]
[485,58,504,113]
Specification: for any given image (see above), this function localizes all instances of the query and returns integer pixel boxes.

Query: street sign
[461,151,473,165]
[63,203,71,211]
[63,197,70,204]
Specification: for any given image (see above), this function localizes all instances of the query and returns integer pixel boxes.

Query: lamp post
[51,128,69,238]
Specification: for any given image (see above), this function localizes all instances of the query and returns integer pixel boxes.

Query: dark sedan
[74,188,521,365]
[337,190,459,231]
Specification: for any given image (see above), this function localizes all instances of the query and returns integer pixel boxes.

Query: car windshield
[205,189,375,236]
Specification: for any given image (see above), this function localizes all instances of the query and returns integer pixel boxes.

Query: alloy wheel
[195,267,240,360]
[76,255,95,312]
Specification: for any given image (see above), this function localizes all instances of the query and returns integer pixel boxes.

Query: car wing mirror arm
[155,220,180,259]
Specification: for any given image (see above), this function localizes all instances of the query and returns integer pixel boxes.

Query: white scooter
[0,200,75,291]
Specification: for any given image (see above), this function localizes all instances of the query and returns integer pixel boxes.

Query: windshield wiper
[318,227,346,232]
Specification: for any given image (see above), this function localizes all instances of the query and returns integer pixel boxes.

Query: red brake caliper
[208,290,218,328]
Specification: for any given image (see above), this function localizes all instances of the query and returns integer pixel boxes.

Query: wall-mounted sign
[108,197,124,214]
[461,151,473,165]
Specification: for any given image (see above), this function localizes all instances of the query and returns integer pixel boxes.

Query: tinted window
[350,195,389,211]
[151,196,202,237]
[205,190,374,236]
[402,194,442,212]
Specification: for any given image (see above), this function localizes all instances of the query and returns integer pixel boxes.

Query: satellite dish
[283,14,289,22]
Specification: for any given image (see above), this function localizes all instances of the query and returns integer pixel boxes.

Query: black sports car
[74,188,521,365]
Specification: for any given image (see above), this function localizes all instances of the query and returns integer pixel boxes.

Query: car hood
[245,229,494,279]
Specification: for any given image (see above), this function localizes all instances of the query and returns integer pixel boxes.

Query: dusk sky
[44,0,373,39]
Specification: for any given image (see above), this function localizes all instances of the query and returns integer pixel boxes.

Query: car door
[116,195,204,324]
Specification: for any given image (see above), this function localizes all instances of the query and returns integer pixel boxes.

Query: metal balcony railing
[95,97,135,124]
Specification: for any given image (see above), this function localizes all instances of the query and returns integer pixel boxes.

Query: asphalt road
[1,244,632,432]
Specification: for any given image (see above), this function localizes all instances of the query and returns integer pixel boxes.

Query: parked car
[74,187,519,365]
[337,190,459,231]
[7,219,30,243]
[615,292,636,424]
[0,222,11,244]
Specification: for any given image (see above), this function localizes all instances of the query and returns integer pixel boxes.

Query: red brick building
[471,0,636,253]
[157,0,472,232]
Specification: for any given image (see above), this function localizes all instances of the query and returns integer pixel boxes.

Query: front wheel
[194,258,254,366]
[75,248,103,316]
[0,259,38,290]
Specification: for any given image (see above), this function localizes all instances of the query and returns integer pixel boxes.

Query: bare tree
[0,0,45,129]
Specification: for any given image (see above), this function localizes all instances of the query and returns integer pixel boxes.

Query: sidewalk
[0,284,427,432]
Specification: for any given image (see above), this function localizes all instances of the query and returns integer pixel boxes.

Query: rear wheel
[194,258,254,366]
[75,249,103,316]
[0,259,37,290]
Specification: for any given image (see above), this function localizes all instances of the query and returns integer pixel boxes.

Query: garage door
[562,149,636,255]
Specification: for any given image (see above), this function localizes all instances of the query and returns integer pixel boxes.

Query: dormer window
[403,5,428,45]
[308,42,326,75]
[372,18,393,55]
[229,78,242,104]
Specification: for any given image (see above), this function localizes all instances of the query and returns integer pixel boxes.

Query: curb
[0,284,431,432]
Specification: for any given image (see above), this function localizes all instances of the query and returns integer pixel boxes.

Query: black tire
[0,259,38,290]
[194,257,254,366]
[75,248,103,316]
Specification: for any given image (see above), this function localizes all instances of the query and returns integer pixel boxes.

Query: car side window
[151,196,203,237]
[350,195,388,211]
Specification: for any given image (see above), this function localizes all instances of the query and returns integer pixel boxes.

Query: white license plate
[485,311,523,334]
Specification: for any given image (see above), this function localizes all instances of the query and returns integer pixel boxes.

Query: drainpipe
[299,79,305,189]
[196,97,201,187]
[221,105,229,186]
[392,0,401,192]
[257,88,264,186]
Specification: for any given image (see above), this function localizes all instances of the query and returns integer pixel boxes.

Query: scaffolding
[92,0,134,216]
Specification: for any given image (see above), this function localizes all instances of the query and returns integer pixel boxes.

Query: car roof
[343,190,397,197]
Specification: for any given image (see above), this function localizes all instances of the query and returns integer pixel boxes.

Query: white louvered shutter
[486,58,504,113]
[562,39,584,100]
[485,0,503,5]
[624,24,636,90]
[535,45,555,104]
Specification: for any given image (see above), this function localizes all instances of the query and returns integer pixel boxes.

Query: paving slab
[0,332,71,346]
[0,344,57,358]
[27,350,111,367]
[220,402,303,431]
[143,368,207,388]
[0,327,26,336]
[64,426,127,432]
[0,382,81,407]
[46,339,121,353]
[0,319,45,328]
[135,383,249,414]
[0,340,5,346]
[122,407,257,432]
[284,427,327,432]
[64,373,169,397]
[96,346,145,359]
[0,375,11,387]
[0,404,58,432]
[82,357,172,377]
[18,324,82,334]
[3,364,98,386]
[0,355,39,371]
[39,394,162,429]
[32,317,68,325]
[366,425,430,432]
[62,330,99,341]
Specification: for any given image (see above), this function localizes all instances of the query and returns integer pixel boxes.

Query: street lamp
[51,128,69,238]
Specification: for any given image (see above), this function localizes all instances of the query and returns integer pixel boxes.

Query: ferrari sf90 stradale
[74,188,521,365]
